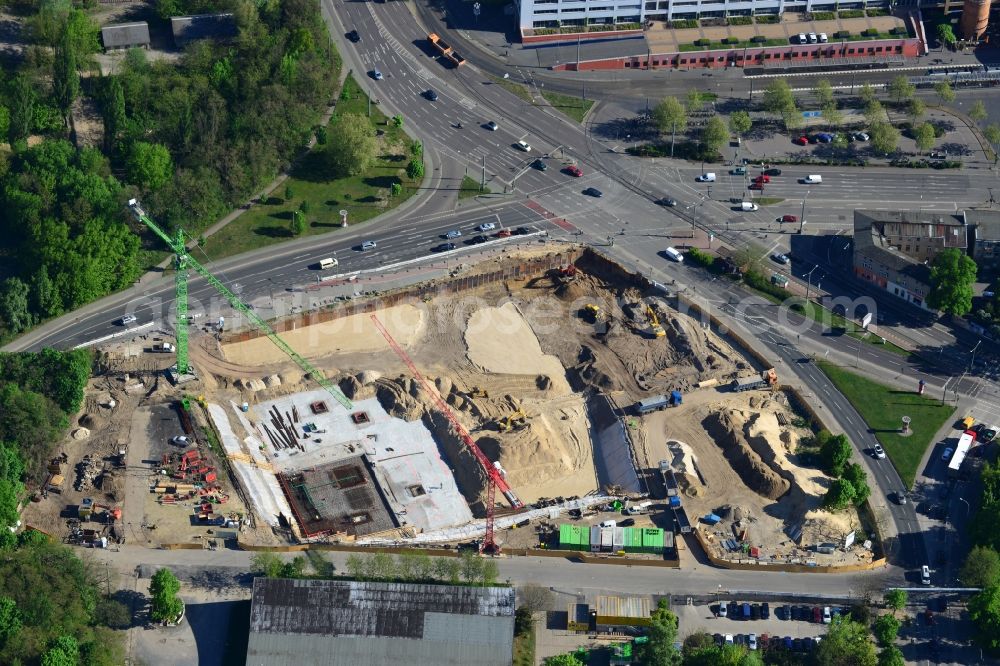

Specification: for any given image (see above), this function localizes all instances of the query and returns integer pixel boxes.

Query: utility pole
[799,190,809,234]
[805,265,819,299]
[481,154,486,192]
[670,120,676,158]
[970,339,982,371]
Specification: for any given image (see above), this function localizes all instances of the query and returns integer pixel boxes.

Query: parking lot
[674,601,847,654]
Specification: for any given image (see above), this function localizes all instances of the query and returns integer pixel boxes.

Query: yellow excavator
[496,409,528,433]
[583,304,605,322]
[646,305,665,338]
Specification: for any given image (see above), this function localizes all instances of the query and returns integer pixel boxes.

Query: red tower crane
[370,314,522,554]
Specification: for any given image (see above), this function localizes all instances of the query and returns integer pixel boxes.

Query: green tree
[543,655,584,666]
[877,646,905,666]
[820,434,852,476]
[906,98,926,124]
[251,552,285,578]
[52,28,80,120]
[887,76,915,105]
[637,599,680,666]
[934,80,955,104]
[962,546,1000,588]
[970,100,988,123]
[884,589,907,613]
[985,123,1000,148]
[406,159,425,180]
[514,607,533,636]
[728,110,752,137]
[823,479,858,510]
[864,99,885,125]
[7,75,36,149]
[284,184,294,202]
[0,278,33,338]
[279,556,306,578]
[299,200,310,214]
[701,116,728,156]
[0,596,21,647]
[148,568,182,623]
[815,79,835,109]
[687,89,709,111]
[927,247,977,315]
[763,79,796,117]
[126,142,173,191]
[870,121,900,154]
[859,83,878,106]
[41,635,78,666]
[782,107,804,131]
[459,551,484,584]
[843,463,871,506]
[324,113,377,178]
[652,96,688,134]
[815,616,877,666]
[968,584,1000,650]
[345,553,365,579]
[824,104,844,129]
[410,141,423,157]
[367,552,394,579]
[937,23,957,48]
[872,613,900,646]
[392,115,403,128]
[914,122,936,152]
[390,182,402,197]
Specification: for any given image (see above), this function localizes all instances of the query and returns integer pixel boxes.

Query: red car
[749,183,763,190]
[754,175,771,184]
[777,214,798,223]
[565,165,583,177]
[496,229,512,238]
[793,136,808,145]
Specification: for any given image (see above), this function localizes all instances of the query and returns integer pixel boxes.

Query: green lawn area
[791,301,910,356]
[491,75,534,104]
[512,626,535,666]
[818,361,955,487]
[201,74,419,260]
[459,175,490,199]
[540,89,595,123]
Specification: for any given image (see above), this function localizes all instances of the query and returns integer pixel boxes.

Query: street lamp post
[970,339,982,372]
[959,497,970,516]
[805,265,820,300]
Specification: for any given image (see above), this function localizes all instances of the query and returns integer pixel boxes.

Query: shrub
[533,28,557,35]
[866,8,888,16]
[839,9,865,18]
[862,28,879,36]
[670,19,699,29]
[755,14,780,23]
[751,35,767,43]
[694,38,711,46]
[617,22,642,30]
[727,16,753,25]
[834,30,851,38]
[811,11,836,20]
[743,268,793,301]
[724,36,740,44]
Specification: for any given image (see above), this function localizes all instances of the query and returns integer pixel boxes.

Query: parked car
[361,240,377,251]
[119,314,137,325]
[761,603,770,620]
[445,229,462,239]
[532,159,548,171]
[496,229,512,238]
[764,168,782,176]
[777,214,798,223]
[942,447,954,461]
[751,603,760,620]
[853,132,870,142]
[922,565,932,585]
[812,607,822,623]
[772,253,790,265]
[823,607,832,624]
[425,89,439,101]
[513,226,532,235]
[471,234,489,244]
[565,165,583,177]
[515,140,532,152]
[583,187,603,198]
[748,633,758,650]
[478,222,497,232]
[873,444,886,459]
[658,198,678,207]
[486,121,499,131]
[719,603,728,618]
[170,435,189,446]
[433,243,456,252]
[370,69,383,80]
[793,135,809,145]
[346,29,360,42]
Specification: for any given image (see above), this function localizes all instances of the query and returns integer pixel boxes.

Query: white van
[921,565,931,585]
[319,257,338,270]
[600,519,617,528]
[798,32,807,44]
[664,247,684,263]
[802,174,823,184]
[819,32,828,43]
[740,201,759,212]
[696,172,716,182]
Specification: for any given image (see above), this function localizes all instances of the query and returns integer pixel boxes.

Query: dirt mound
[79,413,106,430]
[702,411,790,501]
[374,378,422,421]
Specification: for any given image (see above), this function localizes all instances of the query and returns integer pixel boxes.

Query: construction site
[20,223,876,564]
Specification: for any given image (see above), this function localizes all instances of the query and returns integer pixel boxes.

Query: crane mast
[127,199,353,410]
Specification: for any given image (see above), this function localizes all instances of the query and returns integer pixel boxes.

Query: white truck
[151,342,175,353]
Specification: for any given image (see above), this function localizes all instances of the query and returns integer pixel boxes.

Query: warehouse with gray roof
[246,578,516,666]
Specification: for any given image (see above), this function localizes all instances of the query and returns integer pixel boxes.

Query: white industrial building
[518,0,891,32]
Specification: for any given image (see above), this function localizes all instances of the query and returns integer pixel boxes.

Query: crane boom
[127,199,353,411]
[370,314,522,554]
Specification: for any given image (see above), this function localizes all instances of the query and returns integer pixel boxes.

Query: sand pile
[465,303,569,393]
[745,411,827,497]
[703,411,790,501]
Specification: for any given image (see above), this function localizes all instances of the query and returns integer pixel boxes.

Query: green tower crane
[127,198,352,410]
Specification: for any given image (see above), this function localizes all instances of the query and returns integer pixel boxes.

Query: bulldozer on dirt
[645,304,666,338]
[496,409,528,433]
[581,304,605,323]
[550,264,578,285]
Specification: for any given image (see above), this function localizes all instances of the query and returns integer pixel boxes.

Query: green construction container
[642,528,664,554]
[559,524,589,551]
[623,527,643,553]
